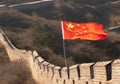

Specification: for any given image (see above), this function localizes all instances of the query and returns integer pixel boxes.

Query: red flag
[61,21,108,40]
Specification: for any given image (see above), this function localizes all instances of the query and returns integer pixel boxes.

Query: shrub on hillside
[0,61,37,84]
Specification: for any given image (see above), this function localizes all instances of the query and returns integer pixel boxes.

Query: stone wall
[0,30,120,84]
[31,52,120,84]
[9,0,53,10]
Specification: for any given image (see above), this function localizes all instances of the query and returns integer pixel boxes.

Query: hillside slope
[22,0,120,28]
[0,0,120,66]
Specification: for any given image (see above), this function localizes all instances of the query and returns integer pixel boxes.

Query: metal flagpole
[61,21,68,68]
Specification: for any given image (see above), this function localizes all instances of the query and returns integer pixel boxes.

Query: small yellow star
[67,23,74,29]
[84,30,87,33]
[82,27,86,29]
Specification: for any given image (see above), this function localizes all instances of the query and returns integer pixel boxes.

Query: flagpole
[61,21,68,68]
[62,37,68,68]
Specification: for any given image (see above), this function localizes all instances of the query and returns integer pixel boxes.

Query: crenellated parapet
[0,30,120,84]
[31,51,120,84]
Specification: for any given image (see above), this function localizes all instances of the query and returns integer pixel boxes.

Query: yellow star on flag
[67,23,74,29]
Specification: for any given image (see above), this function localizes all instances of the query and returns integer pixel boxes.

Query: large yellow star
[67,23,74,29]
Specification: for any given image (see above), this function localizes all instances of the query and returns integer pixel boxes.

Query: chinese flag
[61,21,108,40]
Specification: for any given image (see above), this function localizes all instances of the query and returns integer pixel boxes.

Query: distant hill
[22,0,120,27]
[0,0,120,66]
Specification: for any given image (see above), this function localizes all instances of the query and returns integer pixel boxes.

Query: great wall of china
[0,30,120,84]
